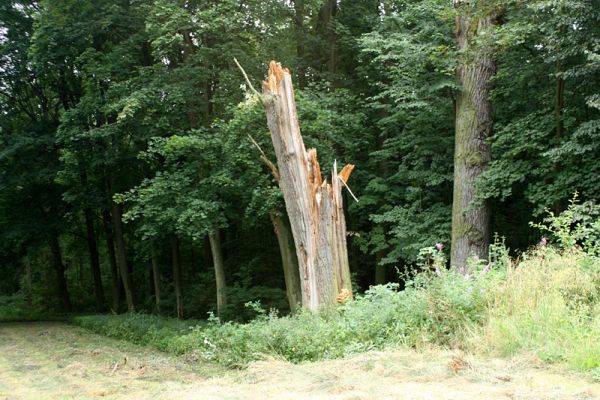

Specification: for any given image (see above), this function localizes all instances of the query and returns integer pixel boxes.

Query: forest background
[0,0,599,321]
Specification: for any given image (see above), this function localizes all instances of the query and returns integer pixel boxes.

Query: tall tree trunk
[84,208,105,311]
[317,0,337,75]
[23,255,33,307]
[272,214,302,313]
[208,230,226,317]
[374,250,386,285]
[190,242,197,277]
[170,236,184,319]
[450,3,498,271]
[553,61,565,215]
[261,61,354,309]
[292,0,307,88]
[102,209,121,313]
[110,202,135,312]
[151,249,161,312]
[48,235,72,312]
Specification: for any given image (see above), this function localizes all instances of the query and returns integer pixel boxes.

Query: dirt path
[1,322,599,400]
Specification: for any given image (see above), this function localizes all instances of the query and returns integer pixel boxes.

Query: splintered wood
[262,60,353,309]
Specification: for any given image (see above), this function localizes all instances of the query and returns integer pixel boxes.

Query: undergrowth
[0,295,67,322]
[72,248,600,370]
[73,199,600,371]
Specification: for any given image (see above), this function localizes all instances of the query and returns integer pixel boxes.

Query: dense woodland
[1,0,599,319]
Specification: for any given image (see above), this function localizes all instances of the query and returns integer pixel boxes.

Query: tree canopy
[0,0,598,317]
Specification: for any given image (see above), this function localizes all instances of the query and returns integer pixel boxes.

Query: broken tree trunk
[261,61,353,310]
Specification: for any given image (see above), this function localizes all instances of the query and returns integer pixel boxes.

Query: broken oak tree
[261,61,354,310]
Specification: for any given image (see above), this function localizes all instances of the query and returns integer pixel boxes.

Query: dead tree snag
[261,60,354,310]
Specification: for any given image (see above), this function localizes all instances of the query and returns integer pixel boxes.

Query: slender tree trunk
[84,208,105,311]
[292,0,307,88]
[77,258,84,288]
[208,230,226,317]
[272,214,302,313]
[450,3,497,271]
[24,255,33,307]
[261,61,354,309]
[151,249,161,312]
[110,202,135,312]
[374,250,386,285]
[317,0,337,75]
[102,209,121,313]
[553,63,565,215]
[48,235,72,312]
[190,242,197,277]
[170,235,184,319]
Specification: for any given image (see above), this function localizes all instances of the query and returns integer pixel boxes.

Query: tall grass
[472,248,600,370]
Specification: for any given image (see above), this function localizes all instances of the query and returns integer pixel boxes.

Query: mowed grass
[0,322,225,400]
[74,247,600,374]
[2,322,600,400]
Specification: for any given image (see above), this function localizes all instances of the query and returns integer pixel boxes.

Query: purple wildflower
[540,237,548,246]
[483,265,490,274]
[435,242,444,252]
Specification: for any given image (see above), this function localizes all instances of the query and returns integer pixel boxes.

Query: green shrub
[72,205,600,372]
[74,248,600,372]
[73,313,205,352]
[155,264,500,367]
[0,294,65,322]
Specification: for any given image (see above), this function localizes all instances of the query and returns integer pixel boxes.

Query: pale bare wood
[261,60,354,309]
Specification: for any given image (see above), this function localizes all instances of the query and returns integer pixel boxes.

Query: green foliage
[75,245,600,374]
[76,258,499,367]
[354,0,456,264]
[477,247,600,370]
[531,193,600,255]
[0,295,65,322]
[73,313,204,353]
[2,0,600,367]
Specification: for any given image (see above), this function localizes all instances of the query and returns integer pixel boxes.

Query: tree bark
[272,214,302,313]
[170,235,184,319]
[48,235,72,312]
[553,59,565,215]
[151,249,161,312]
[23,255,33,307]
[102,209,121,313]
[110,202,135,312]
[292,0,308,88]
[208,230,226,317]
[317,0,337,75]
[261,61,354,309]
[84,208,105,311]
[451,3,497,271]
[374,250,386,285]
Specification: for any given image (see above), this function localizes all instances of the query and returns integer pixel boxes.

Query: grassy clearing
[74,247,600,373]
[3,322,599,400]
